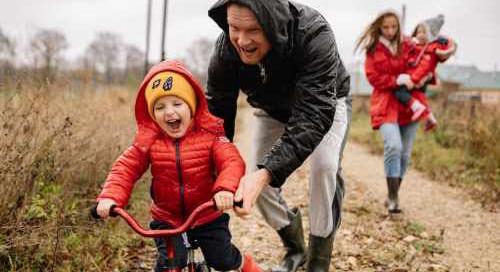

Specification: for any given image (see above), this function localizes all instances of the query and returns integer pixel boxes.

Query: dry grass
[350,96,500,211]
[0,80,152,270]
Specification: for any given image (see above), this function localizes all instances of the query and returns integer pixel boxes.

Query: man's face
[227,4,271,65]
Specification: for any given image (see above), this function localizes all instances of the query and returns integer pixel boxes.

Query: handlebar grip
[234,200,243,208]
[90,205,100,219]
[90,204,118,219]
[109,204,118,217]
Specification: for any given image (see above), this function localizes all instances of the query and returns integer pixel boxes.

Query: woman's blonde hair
[355,10,402,54]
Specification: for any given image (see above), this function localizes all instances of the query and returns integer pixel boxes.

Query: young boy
[395,14,456,130]
[95,60,262,272]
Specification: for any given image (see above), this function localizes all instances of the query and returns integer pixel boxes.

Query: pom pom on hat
[422,14,444,41]
[144,71,197,119]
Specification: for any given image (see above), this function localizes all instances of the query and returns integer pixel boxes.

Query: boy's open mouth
[166,119,181,130]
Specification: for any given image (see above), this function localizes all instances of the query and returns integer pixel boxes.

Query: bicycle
[91,200,242,272]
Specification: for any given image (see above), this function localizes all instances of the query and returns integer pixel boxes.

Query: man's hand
[214,191,234,211]
[233,168,272,217]
[96,198,117,219]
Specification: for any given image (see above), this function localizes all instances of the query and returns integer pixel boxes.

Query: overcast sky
[1,0,499,71]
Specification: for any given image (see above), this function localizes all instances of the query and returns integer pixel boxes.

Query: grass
[0,80,154,271]
[349,96,500,210]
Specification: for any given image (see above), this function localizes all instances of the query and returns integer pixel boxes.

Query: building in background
[349,63,500,104]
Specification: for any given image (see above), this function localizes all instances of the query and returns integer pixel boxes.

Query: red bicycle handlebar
[110,200,216,238]
[91,200,243,238]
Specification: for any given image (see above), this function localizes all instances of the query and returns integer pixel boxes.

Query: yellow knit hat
[144,71,197,119]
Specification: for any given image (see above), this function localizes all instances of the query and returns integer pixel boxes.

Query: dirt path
[229,105,500,272]
[129,105,499,271]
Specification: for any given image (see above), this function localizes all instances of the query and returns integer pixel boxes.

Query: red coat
[408,39,450,85]
[398,39,452,124]
[97,60,245,228]
[365,38,413,129]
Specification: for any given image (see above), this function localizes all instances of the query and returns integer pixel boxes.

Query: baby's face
[416,25,428,44]
[153,96,193,138]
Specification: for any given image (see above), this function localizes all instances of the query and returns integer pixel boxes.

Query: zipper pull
[258,62,267,84]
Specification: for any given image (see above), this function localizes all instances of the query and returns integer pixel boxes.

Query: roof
[437,64,480,83]
[437,64,500,90]
[462,71,500,89]
[349,64,500,95]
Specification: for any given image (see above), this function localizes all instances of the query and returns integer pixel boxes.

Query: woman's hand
[396,74,415,89]
[96,198,117,219]
[214,191,235,211]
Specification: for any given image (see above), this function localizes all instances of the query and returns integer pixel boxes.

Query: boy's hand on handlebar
[96,198,117,219]
[214,191,234,211]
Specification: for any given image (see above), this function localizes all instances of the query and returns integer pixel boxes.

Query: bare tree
[124,44,144,82]
[0,27,15,60]
[182,37,214,86]
[30,28,68,81]
[85,32,122,84]
[0,26,16,83]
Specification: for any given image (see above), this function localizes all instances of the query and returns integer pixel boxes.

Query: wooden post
[144,0,152,75]
[160,0,169,61]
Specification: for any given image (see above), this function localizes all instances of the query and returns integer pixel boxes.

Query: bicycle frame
[93,200,217,272]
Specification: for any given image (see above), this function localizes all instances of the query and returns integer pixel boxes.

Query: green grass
[349,98,499,208]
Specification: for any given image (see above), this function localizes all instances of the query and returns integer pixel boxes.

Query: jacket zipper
[258,62,268,84]
[175,139,187,219]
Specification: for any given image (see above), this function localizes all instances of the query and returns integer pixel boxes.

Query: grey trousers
[254,97,351,238]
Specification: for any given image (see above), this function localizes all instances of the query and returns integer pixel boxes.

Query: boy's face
[153,96,193,138]
[416,25,428,44]
[227,3,271,65]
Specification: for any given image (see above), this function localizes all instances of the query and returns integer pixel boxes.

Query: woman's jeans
[379,122,419,179]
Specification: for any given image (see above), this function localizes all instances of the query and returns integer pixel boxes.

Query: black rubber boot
[271,208,306,272]
[306,233,334,272]
[386,177,401,213]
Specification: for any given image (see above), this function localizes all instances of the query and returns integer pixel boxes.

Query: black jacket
[207,0,350,187]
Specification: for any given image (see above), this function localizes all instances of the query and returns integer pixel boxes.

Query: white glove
[396,74,411,86]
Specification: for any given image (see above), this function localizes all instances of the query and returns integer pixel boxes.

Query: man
[206,1,351,271]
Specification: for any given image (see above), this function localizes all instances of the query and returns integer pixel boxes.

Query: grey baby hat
[422,14,444,41]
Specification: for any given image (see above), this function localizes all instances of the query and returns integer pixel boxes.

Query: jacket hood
[208,0,293,57]
[133,60,224,149]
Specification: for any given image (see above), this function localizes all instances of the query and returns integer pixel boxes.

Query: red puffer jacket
[398,38,452,124]
[408,39,450,85]
[97,60,245,228]
[365,38,413,129]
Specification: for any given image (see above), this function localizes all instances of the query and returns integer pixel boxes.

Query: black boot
[386,177,401,213]
[271,208,306,272]
[306,233,334,272]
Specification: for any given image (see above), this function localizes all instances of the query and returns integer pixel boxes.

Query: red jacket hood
[133,60,225,151]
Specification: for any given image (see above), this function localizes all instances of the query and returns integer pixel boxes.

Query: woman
[356,11,421,213]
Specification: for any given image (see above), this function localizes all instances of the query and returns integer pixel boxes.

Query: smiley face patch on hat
[145,71,197,119]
